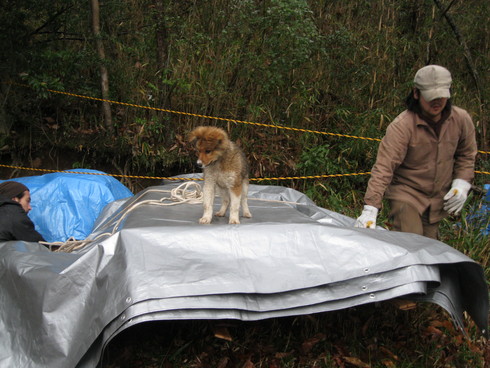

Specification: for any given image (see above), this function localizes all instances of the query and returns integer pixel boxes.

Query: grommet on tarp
[0,180,487,367]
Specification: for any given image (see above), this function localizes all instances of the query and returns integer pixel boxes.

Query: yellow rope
[43,88,383,142]
[0,163,378,180]
[7,81,490,154]
[1,163,489,179]
[0,164,191,180]
[42,86,490,154]
[4,83,490,180]
[252,172,373,180]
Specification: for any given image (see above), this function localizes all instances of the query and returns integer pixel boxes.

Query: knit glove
[355,205,378,229]
[443,179,472,215]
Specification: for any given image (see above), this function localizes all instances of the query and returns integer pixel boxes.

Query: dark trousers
[389,200,439,240]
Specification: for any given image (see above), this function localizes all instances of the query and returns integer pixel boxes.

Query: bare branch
[29,5,74,37]
[433,0,487,149]
[433,0,481,97]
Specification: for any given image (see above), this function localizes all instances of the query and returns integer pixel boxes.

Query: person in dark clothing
[0,181,45,242]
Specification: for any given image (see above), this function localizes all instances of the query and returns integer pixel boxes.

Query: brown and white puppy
[189,126,252,224]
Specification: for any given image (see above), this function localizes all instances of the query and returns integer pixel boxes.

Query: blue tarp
[0,169,133,242]
[466,184,490,235]
[480,184,490,235]
[0,179,487,368]
[0,175,488,367]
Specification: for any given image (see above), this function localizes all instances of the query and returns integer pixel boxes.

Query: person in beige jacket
[355,65,477,239]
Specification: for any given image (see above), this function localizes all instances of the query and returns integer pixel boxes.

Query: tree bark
[155,0,170,105]
[90,0,113,133]
[154,0,172,145]
[0,81,11,135]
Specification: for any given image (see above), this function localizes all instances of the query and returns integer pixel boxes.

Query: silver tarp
[0,179,488,368]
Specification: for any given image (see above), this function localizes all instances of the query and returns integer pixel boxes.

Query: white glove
[355,205,379,229]
[443,179,472,215]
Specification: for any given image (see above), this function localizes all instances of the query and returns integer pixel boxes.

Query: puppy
[189,126,252,224]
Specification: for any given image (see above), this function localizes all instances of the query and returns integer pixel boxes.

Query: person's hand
[443,179,472,215]
[355,205,378,229]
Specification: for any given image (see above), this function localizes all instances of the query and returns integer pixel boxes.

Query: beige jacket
[364,106,477,223]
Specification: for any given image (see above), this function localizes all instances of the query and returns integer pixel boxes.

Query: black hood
[0,196,20,207]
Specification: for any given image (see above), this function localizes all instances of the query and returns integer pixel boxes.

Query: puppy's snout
[196,159,204,169]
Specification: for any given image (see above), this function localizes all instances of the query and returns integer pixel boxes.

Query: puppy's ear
[214,129,228,143]
[188,131,197,144]
[188,126,203,143]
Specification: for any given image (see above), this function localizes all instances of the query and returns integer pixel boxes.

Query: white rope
[44,182,204,253]
[43,182,308,253]
[169,181,204,204]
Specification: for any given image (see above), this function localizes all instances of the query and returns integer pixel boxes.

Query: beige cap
[414,65,452,101]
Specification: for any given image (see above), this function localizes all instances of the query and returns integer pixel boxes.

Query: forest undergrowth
[96,172,490,368]
[1,1,489,366]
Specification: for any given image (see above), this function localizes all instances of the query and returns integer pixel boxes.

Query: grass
[3,1,488,365]
[102,304,487,367]
[101,188,490,368]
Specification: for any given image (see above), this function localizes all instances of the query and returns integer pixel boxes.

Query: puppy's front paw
[242,210,252,218]
[215,210,226,217]
[228,217,240,224]
[199,216,212,224]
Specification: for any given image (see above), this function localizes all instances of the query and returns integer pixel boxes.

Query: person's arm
[11,207,45,242]
[453,110,477,181]
[443,110,477,215]
[356,115,411,228]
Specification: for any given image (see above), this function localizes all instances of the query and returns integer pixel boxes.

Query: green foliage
[440,192,490,278]
[72,161,91,170]
[1,0,489,202]
[102,299,488,367]
[297,144,332,174]
[1,3,489,365]
[20,73,64,99]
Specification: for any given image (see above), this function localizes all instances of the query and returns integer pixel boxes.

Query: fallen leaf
[301,333,326,354]
[333,354,345,367]
[268,360,281,368]
[274,352,292,359]
[212,326,233,341]
[343,356,371,368]
[379,346,398,360]
[425,325,443,336]
[430,319,454,332]
[242,358,254,368]
[217,357,230,368]
[381,359,396,367]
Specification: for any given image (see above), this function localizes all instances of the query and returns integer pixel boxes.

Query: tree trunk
[154,0,172,145]
[0,81,11,135]
[155,0,169,89]
[90,0,113,133]
[433,0,487,150]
